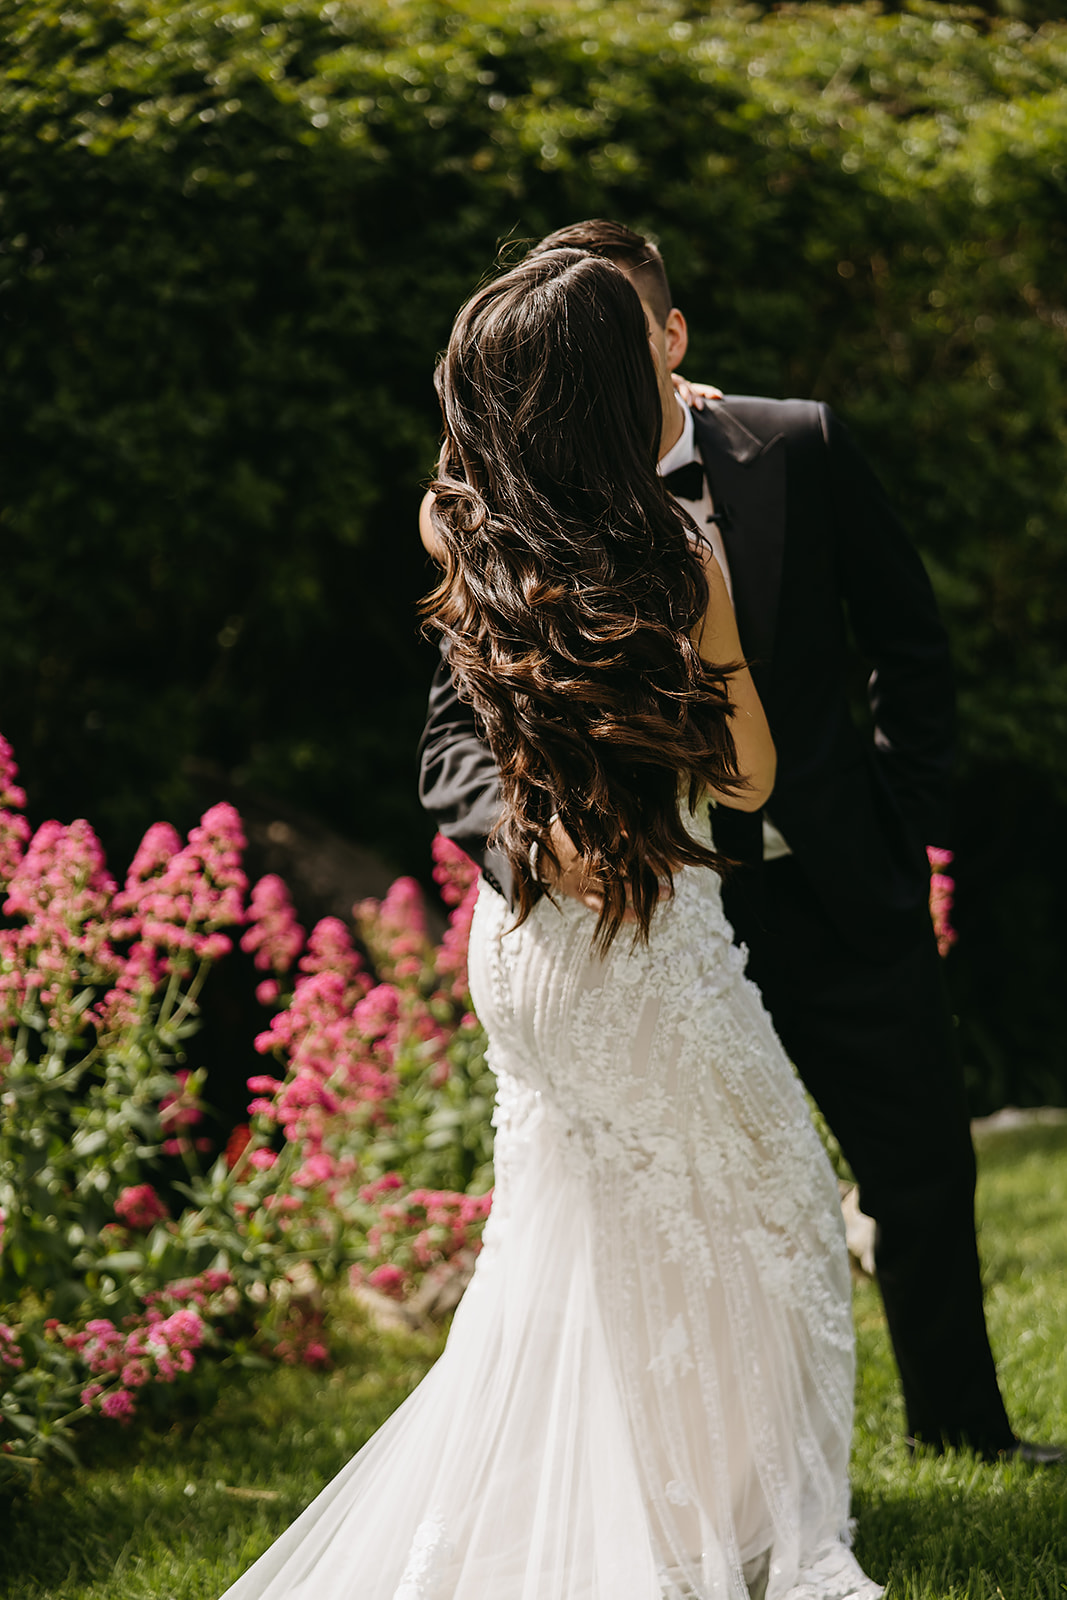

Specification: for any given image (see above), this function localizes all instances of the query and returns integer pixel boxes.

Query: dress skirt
[219,857,880,1600]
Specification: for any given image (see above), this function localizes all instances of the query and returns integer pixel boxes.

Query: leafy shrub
[0,0,1064,1100]
[0,732,492,1489]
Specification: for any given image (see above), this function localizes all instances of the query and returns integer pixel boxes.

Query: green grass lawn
[2,1122,1065,1599]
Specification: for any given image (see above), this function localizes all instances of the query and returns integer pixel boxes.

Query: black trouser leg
[728,856,1013,1455]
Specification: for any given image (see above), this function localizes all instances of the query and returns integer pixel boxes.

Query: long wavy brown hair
[423,248,745,950]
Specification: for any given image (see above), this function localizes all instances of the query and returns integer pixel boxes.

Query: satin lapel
[693,405,786,691]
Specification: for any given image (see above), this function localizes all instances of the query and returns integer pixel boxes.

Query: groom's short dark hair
[527,220,673,329]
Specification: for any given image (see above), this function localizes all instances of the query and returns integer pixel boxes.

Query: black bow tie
[661,460,705,501]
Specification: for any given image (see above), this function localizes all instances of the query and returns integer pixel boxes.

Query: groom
[418,220,1060,1463]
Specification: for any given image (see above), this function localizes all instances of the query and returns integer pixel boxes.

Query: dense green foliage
[1,0,1066,1100]
[2,1119,1065,1597]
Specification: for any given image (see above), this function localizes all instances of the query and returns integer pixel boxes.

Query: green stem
[166,957,212,1035]
[155,964,185,1034]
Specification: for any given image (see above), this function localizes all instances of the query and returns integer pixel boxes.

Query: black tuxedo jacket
[418,398,954,955]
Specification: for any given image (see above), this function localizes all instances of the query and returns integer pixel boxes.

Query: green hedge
[2,0,1066,1104]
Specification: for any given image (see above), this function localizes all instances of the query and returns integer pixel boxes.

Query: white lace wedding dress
[220,823,882,1600]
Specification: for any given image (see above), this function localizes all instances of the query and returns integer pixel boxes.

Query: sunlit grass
[850,1122,1067,1598]
[2,1124,1065,1599]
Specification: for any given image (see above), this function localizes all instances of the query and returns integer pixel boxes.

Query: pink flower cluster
[143,1268,236,1315]
[111,804,247,968]
[431,835,479,1004]
[114,1183,169,1231]
[1,819,121,1035]
[355,877,429,983]
[927,846,959,958]
[87,808,247,1035]
[249,917,388,1193]
[241,874,306,1005]
[1,739,502,1452]
[0,735,31,892]
[356,1181,493,1302]
[67,1304,205,1421]
[0,1322,24,1371]
[1,731,249,1073]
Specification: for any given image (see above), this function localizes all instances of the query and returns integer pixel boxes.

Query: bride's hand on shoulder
[671,373,723,410]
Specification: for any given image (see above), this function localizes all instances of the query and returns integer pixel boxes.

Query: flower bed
[0,733,493,1489]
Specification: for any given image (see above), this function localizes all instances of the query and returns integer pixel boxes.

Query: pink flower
[926,846,958,958]
[367,1263,407,1298]
[114,1184,169,1231]
[0,736,27,813]
[294,1152,334,1189]
[248,1147,277,1170]
[247,1074,281,1095]
[117,804,247,966]
[256,977,280,1005]
[158,1307,204,1350]
[302,1341,329,1367]
[2,819,119,999]
[435,881,478,1003]
[94,939,166,1033]
[298,917,364,985]
[100,1389,135,1420]
[0,735,31,891]
[241,875,305,974]
[111,822,183,936]
[353,983,400,1043]
[0,1322,24,1370]
[355,877,432,984]
[431,833,478,908]
[359,1172,405,1202]
[80,1384,104,1407]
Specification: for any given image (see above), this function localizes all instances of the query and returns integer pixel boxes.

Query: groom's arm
[821,406,955,846]
[417,647,515,903]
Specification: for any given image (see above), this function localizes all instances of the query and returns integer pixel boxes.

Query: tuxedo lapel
[692,405,786,692]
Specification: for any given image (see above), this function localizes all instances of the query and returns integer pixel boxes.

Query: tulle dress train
[219,841,882,1600]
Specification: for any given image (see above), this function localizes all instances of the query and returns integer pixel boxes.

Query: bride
[219,250,882,1600]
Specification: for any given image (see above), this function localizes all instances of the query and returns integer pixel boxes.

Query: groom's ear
[665,309,689,372]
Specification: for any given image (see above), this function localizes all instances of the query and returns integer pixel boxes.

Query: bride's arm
[694,549,776,811]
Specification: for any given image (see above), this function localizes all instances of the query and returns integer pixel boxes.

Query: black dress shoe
[1000,1438,1067,1466]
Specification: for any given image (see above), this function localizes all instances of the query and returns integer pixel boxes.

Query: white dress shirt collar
[657,399,698,478]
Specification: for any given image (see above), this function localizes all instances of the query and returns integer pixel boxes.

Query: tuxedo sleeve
[821,405,955,846]
[417,646,514,903]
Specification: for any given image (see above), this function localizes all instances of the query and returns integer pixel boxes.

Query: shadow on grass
[855,1451,1067,1598]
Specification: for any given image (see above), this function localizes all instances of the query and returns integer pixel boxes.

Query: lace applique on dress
[391,1512,453,1600]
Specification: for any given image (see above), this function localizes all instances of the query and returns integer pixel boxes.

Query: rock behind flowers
[0,734,492,1491]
